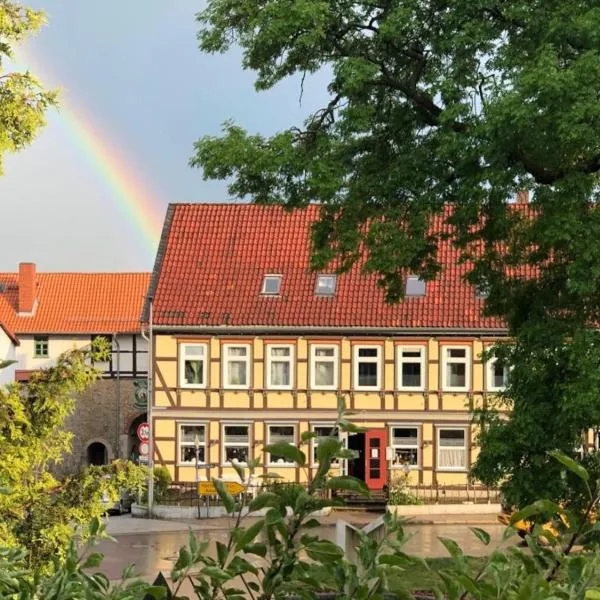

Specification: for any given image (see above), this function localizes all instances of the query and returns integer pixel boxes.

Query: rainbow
[12,46,165,262]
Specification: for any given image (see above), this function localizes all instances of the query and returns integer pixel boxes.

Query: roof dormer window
[315,274,336,296]
[262,274,282,295]
[405,275,426,297]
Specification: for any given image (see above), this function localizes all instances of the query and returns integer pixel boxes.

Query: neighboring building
[144,204,510,490]
[0,263,150,475]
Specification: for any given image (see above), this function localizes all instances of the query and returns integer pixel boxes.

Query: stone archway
[85,438,114,466]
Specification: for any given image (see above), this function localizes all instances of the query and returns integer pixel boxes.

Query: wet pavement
[95,514,508,581]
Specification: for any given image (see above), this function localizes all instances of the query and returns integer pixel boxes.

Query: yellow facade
[152,334,505,488]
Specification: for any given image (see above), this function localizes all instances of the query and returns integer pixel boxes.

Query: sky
[0,1,328,272]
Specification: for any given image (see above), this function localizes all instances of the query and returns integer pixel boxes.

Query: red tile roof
[0,321,19,345]
[0,273,150,334]
[148,204,505,331]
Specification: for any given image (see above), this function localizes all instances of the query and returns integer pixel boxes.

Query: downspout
[113,334,121,459]
[141,299,154,517]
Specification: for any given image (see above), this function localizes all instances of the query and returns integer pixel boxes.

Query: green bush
[387,472,423,505]
[153,466,172,503]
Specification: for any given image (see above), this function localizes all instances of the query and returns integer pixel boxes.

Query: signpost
[137,422,150,442]
[197,481,246,496]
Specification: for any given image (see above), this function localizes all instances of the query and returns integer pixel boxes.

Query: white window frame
[441,346,471,392]
[222,344,251,389]
[179,343,208,389]
[310,344,339,390]
[315,274,337,296]
[262,274,282,295]
[389,425,420,470]
[311,423,340,467]
[177,422,207,467]
[436,426,468,472]
[487,357,509,392]
[221,423,251,466]
[266,423,297,467]
[353,345,381,390]
[266,344,294,389]
[397,345,426,391]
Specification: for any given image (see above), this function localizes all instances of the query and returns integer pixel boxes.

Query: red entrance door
[365,429,387,490]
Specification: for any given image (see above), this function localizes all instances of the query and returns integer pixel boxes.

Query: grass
[402,556,488,592]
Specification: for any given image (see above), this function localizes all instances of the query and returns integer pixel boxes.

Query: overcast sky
[0,1,327,272]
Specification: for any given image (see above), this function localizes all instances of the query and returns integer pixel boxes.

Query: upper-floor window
[266,344,293,389]
[180,343,207,388]
[442,346,470,391]
[315,274,336,296]
[222,424,250,465]
[310,344,338,389]
[405,275,426,297]
[222,344,250,389]
[262,274,282,295]
[178,423,206,465]
[353,345,381,390]
[33,335,48,358]
[267,424,296,466]
[487,357,509,391]
[437,427,467,471]
[397,346,426,390]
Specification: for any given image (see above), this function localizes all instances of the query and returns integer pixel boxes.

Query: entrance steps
[335,489,388,509]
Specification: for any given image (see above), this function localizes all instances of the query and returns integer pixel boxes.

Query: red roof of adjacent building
[0,272,150,334]
[147,204,506,331]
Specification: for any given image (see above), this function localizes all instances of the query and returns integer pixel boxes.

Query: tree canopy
[0,1,56,174]
[192,1,600,507]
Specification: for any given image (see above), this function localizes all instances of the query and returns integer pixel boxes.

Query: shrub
[153,466,172,503]
[387,471,423,505]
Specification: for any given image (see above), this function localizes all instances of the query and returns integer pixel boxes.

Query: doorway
[347,433,366,482]
[347,429,388,490]
[87,442,108,466]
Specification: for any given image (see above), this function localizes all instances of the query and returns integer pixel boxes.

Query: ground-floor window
[267,424,296,466]
[223,424,250,465]
[311,424,339,466]
[437,427,467,470]
[390,426,419,468]
[178,423,206,465]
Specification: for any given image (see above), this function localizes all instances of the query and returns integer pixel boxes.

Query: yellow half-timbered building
[144,204,509,491]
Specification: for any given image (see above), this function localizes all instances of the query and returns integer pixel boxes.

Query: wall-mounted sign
[133,379,148,410]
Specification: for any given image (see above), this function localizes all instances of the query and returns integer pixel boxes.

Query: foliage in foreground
[0,0,57,174]
[0,340,147,571]
[4,434,600,598]
[192,0,600,511]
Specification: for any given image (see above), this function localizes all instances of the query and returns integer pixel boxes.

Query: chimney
[517,189,529,204]
[18,262,37,315]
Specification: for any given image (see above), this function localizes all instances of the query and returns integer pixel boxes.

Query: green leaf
[248,492,280,511]
[301,431,316,442]
[438,537,464,558]
[244,543,267,557]
[144,586,167,599]
[235,519,265,550]
[316,437,342,464]
[230,460,246,483]
[305,540,344,562]
[266,508,282,525]
[325,475,369,495]
[510,499,562,524]
[229,555,258,576]
[248,581,261,592]
[470,527,491,546]
[81,552,104,569]
[548,450,589,482]
[265,442,306,466]
[216,541,228,566]
[302,518,321,529]
[585,589,600,600]
[213,479,236,513]
[202,565,231,582]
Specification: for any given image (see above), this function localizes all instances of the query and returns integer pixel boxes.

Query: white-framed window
[397,346,426,390]
[267,424,296,466]
[310,344,338,389]
[311,424,339,466]
[178,423,206,465]
[437,427,468,471]
[266,344,294,389]
[441,346,471,391]
[179,343,207,388]
[390,426,420,468]
[222,344,251,389]
[405,276,426,296]
[353,345,381,390]
[262,274,282,295]
[487,357,509,391]
[315,274,337,296]
[222,424,251,465]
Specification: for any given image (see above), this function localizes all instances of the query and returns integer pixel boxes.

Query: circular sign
[139,441,149,456]
[137,422,149,442]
